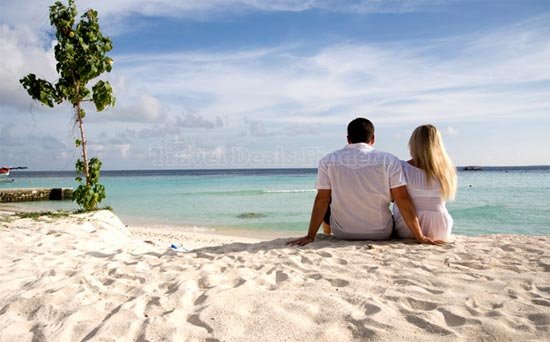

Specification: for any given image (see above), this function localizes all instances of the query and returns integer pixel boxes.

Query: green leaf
[19,74,61,107]
[92,80,115,111]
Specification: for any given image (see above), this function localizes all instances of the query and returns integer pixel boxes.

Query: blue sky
[1,0,549,170]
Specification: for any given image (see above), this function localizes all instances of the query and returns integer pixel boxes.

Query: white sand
[0,210,548,341]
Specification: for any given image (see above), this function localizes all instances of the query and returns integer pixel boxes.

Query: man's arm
[391,186,443,245]
[288,189,331,246]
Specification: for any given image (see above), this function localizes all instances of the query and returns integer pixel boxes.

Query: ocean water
[1,167,549,236]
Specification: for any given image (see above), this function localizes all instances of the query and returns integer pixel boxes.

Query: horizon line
[8,165,550,173]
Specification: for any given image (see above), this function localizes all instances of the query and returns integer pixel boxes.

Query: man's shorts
[323,200,331,225]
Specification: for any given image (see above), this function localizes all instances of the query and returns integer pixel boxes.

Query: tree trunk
[75,103,90,186]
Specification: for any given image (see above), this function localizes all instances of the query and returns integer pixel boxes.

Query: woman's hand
[287,236,315,246]
[417,236,445,245]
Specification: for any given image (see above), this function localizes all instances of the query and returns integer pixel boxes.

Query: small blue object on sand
[170,243,189,252]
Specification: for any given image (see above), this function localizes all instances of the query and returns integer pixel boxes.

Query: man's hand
[287,236,315,246]
[417,236,445,245]
[289,189,331,247]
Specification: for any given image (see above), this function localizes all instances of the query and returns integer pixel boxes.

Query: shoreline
[2,203,550,243]
[3,204,550,244]
[0,204,293,243]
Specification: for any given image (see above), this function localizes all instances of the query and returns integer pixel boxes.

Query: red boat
[0,166,27,182]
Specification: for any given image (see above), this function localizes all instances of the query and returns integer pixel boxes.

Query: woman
[393,125,457,241]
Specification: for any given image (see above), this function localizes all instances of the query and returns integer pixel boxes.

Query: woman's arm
[391,186,444,245]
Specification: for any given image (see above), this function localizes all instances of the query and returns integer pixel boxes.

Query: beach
[0,210,548,341]
[3,0,549,340]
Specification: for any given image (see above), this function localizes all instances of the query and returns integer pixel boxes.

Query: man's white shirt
[315,143,407,240]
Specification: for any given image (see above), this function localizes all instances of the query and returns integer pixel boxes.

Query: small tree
[20,0,115,211]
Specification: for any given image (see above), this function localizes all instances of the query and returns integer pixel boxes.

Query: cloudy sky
[1,0,549,170]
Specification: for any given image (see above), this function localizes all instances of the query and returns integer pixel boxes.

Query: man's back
[316,143,406,240]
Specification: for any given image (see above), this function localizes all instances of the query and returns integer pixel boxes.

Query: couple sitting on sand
[289,118,457,246]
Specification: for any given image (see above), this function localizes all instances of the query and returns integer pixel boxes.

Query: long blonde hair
[409,125,457,201]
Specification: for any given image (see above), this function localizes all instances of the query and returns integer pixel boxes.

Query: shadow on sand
[185,234,455,256]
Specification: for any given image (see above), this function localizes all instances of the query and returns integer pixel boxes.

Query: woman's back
[393,161,453,240]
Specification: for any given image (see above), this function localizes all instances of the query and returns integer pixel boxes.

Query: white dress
[392,161,453,240]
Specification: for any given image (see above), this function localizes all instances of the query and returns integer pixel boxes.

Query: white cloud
[117,143,131,158]
[0,123,72,167]
[242,119,319,136]
[175,113,224,129]
[9,2,547,128]
[444,126,459,136]
[109,13,550,128]
[243,119,273,137]
[148,137,227,168]
[0,24,58,111]
[0,0,454,32]
[88,141,131,159]
[99,93,166,123]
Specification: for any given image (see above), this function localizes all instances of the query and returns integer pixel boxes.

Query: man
[289,118,442,246]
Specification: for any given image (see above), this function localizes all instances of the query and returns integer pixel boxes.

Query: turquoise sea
[1,168,549,236]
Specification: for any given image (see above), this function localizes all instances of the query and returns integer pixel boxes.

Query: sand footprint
[402,297,438,311]
[455,252,476,261]
[265,266,276,275]
[464,297,482,316]
[143,296,167,318]
[535,285,550,295]
[393,278,445,295]
[364,303,381,316]
[198,276,220,289]
[194,292,208,306]
[327,278,350,288]
[318,251,332,258]
[405,315,454,336]
[102,278,115,286]
[531,298,550,307]
[334,258,348,265]
[437,308,467,327]
[346,318,378,339]
[536,260,550,272]
[186,314,213,334]
[163,281,182,295]
[300,256,313,265]
[275,271,288,284]
[528,313,550,326]
[307,273,322,280]
[232,277,247,288]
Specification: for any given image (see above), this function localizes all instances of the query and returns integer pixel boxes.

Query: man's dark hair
[347,118,375,143]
